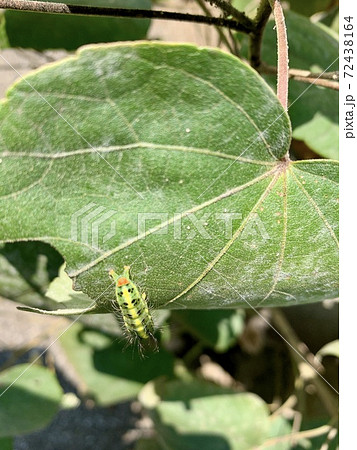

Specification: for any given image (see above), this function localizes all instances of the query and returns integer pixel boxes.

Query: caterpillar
[109,266,156,348]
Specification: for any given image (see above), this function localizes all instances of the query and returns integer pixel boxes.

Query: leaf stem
[269,0,289,110]
[0,0,253,33]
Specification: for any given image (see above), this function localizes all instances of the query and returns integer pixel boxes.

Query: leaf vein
[290,169,339,248]
[0,161,53,200]
[258,171,288,306]
[69,168,277,278]
[163,172,281,307]
[0,143,275,166]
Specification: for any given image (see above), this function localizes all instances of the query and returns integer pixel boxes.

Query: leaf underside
[0,43,338,312]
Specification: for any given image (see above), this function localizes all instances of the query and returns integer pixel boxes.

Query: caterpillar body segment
[109,266,156,344]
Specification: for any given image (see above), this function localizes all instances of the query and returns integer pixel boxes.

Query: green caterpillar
[109,266,156,345]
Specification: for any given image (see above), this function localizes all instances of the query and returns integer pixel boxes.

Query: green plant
[0,0,338,448]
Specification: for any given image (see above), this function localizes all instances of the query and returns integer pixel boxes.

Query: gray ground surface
[15,403,140,450]
[0,298,149,450]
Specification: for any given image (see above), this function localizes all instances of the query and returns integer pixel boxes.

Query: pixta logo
[71,203,116,250]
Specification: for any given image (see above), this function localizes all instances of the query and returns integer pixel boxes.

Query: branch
[249,0,272,69]
[0,0,252,33]
[205,0,254,29]
[261,65,339,90]
[259,424,334,448]
[195,0,236,54]
[272,309,339,418]
[289,76,339,91]
[289,69,339,90]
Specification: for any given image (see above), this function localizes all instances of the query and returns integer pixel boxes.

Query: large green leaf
[0,0,151,51]
[261,11,338,158]
[59,322,174,405]
[0,364,63,437]
[0,43,338,314]
[139,379,291,450]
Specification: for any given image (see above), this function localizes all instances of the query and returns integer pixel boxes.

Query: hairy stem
[270,0,289,110]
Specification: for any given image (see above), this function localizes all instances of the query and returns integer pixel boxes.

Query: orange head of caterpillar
[117,277,129,286]
[109,266,131,283]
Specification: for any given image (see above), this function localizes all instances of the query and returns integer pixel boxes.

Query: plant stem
[258,424,334,448]
[205,0,254,29]
[261,65,339,90]
[272,309,338,418]
[195,0,236,53]
[0,0,253,33]
[269,0,289,110]
[288,75,339,90]
[270,393,296,416]
[249,0,272,70]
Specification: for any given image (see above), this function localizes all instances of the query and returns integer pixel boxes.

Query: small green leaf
[46,263,92,306]
[264,416,293,450]
[232,0,257,16]
[0,241,63,306]
[286,0,333,17]
[292,113,338,160]
[0,0,151,51]
[15,262,103,315]
[139,379,271,450]
[174,309,245,352]
[316,339,339,360]
[59,322,174,406]
[0,364,63,437]
[319,8,339,34]
[234,0,333,19]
